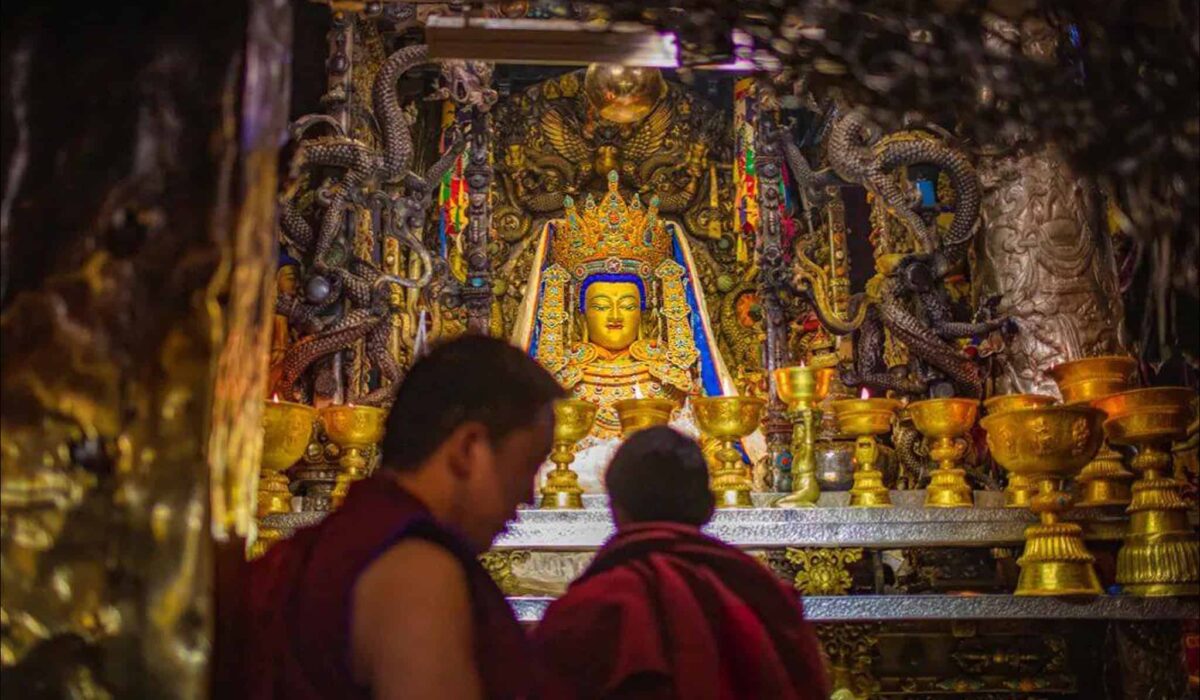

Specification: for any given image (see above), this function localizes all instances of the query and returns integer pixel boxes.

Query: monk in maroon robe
[244,336,562,699]
[534,427,829,700]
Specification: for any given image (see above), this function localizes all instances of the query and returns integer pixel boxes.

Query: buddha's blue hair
[578,273,647,313]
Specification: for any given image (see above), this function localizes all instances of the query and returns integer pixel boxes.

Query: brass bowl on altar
[553,399,599,444]
[321,404,388,507]
[262,400,317,473]
[1090,387,1198,596]
[694,396,765,508]
[983,393,1058,508]
[259,400,318,518]
[1090,387,1196,445]
[831,398,903,436]
[773,365,835,411]
[542,399,598,510]
[614,398,676,437]
[692,396,766,440]
[321,404,387,448]
[1047,356,1137,404]
[979,405,1105,479]
[907,398,979,440]
[983,393,1056,416]
[908,398,979,508]
[979,405,1106,596]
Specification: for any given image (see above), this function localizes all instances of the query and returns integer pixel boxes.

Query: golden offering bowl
[983,393,1056,415]
[693,396,766,508]
[614,398,676,437]
[984,393,1060,504]
[984,394,1057,508]
[321,404,388,508]
[1092,387,1195,445]
[541,399,598,510]
[908,398,979,508]
[980,405,1106,596]
[774,365,835,411]
[1091,386,1198,596]
[980,406,1105,479]
[1048,356,1139,507]
[259,400,317,518]
[584,64,666,124]
[1047,355,1137,404]
[772,365,835,509]
[831,398,902,507]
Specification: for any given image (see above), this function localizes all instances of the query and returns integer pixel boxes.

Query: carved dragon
[272,44,467,405]
[780,108,1003,397]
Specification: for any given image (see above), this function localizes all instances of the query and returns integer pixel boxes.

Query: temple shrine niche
[2,2,1198,697]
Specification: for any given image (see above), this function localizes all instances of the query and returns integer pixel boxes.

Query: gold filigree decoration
[479,550,532,596]
[655,260,699,371]
[785,547,863,595]
[534,265,571,374]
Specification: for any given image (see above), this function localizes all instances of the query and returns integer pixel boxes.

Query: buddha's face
[584,281,642,352]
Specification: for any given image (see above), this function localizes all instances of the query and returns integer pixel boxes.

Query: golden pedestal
[540,399,598,510]
[981,404,1106,596]
[984,394,1056,509]
[831,398,902,507]
[773,365,834,509]
[693,396,766,508]
[258,400,317,518]
[1093,387,1199,597]
[321,405,387,509]
[909,398,978,508]
[1048,356,1138,507]
[613,398,676,436]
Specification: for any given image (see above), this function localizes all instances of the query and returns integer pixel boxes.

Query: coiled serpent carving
[781,107,1005,397]
[273,45,468,405]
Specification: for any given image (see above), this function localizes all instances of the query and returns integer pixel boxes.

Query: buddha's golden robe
[557,338,693,439]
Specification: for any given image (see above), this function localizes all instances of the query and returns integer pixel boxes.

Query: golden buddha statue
[513,171,760,489]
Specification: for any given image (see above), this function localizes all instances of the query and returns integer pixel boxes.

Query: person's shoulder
[361,537,467,589]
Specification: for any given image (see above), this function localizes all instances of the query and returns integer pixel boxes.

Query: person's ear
[444,422,490,480]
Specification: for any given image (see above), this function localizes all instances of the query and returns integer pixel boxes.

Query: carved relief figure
[974,144,1125,396]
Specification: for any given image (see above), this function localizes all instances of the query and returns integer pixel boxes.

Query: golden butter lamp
[908,398,979,508]
[772,365,835,508]
[321,404,388,508]
[1048,356,1138,506]
[540,399,598,509]
[614,398,676,436]
[831,397,902,507]
[693,396,766,508]
[980,405,1106,596]
[983,394,1056,508]
[1092,387,1199,596]
[258,399,317,518]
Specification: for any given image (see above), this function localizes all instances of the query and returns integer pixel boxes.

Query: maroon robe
[244,475,535,699]
[533,522,829,700]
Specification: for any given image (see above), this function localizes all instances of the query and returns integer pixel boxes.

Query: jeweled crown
[551,171,672,280]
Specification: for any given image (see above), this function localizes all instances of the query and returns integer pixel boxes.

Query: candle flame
[270,393,280,403]
[347,401,356,408]
[799,360,807,369]
[633,385,644,399]
[860,388,870,400]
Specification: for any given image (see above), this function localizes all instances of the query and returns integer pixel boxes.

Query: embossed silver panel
[974,144,1126,396]
[261,490,1134,550]
[509,594,1199,623]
